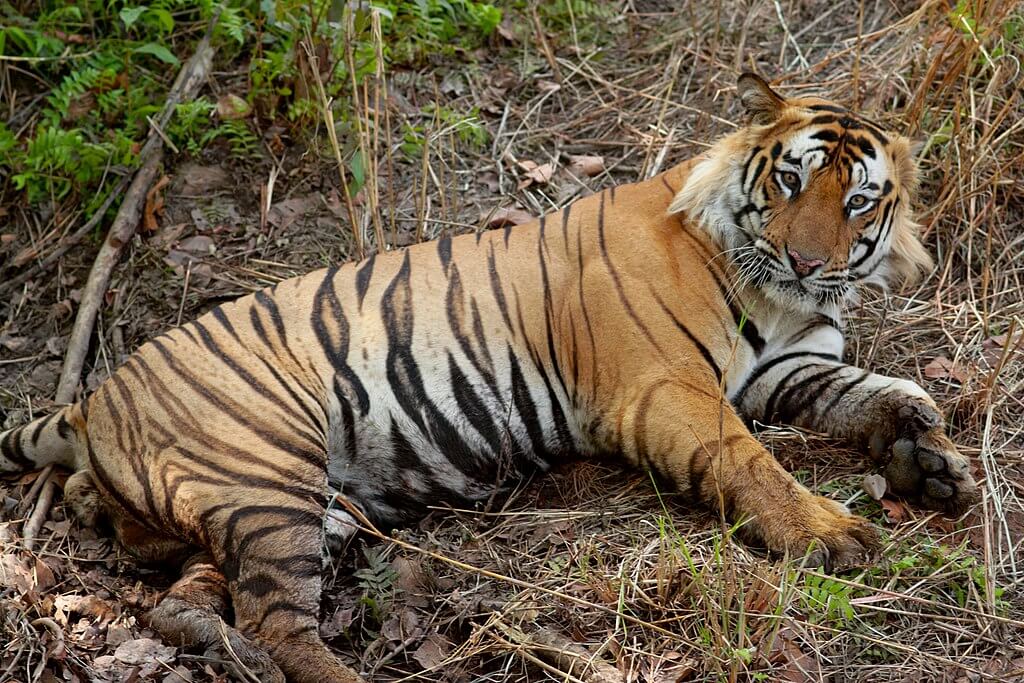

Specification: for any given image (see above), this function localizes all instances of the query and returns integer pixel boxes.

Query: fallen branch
[53,21,218,405]
[22,469,57,552]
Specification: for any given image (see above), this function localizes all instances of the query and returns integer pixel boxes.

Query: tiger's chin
[760,279,849,314]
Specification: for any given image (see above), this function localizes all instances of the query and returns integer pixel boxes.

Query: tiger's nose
[787,247,826,277]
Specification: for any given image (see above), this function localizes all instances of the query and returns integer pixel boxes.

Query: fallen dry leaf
[216,93,251,120]
[923,356,973,383]
[113,638,176,666]
[567,154,605,177]
[412,633,452,670]
[381,608,420,644]
[881,497,909,524]
[54,594,117,626]
[142,175,170,233]
[769,627,821,683]
[0,553,36,594]
[320,606,354,639]
[483,207,534,229]
[982,330,1024,368]
[517,159,555,188]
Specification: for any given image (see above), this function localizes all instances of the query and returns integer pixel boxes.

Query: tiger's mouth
[732,242,851,310]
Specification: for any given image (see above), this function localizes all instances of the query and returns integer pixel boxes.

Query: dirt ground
[2,1,1023,681]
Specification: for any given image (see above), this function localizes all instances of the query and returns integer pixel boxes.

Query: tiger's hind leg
[146,553,285,683]
[63,473,283,678]
[203,498,362,683]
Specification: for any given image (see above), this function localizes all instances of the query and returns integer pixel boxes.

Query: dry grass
[2,0,1023,681]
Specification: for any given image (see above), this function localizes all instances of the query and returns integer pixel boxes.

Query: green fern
[354,546,398,623]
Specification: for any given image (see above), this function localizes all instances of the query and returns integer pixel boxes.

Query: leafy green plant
[802,573,855,626]
[354,545,399,624]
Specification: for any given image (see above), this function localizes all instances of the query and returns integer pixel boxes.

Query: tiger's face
[672,74,932,313]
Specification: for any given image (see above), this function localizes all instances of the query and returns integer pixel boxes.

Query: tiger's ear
[886,135,931,284]
[737,72,786,125]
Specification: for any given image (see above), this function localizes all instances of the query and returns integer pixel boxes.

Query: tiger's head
[670,73,932,312]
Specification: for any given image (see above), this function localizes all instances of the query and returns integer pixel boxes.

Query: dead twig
[52,18,218,405]
[21,468,57,552]
[17,463,54,515]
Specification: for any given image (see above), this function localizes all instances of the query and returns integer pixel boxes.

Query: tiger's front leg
[734,337,978,514]
[614,378,880,569]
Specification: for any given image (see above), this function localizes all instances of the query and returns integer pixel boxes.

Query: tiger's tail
[0,403,86,473]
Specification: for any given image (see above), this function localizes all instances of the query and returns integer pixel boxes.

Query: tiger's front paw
[872,426,978,515]
[752,494,882,572]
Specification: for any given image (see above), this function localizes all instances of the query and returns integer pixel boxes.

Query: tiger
[0,73,978,682]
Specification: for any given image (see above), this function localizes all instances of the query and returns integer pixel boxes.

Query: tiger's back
[81,158,737,548]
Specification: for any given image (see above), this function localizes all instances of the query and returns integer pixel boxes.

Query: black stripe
[437,234,452,272]
[507,280,573,462]
[734,351,842,405]
[776,365,849,424]
[190,319,324,450]
[853,137,876,159]
[448,353,502,456]
[676,226,765,355]
[447,265,501,399]
[487,242,515,334]
[808,104,848,114]
[596,191,667,358]
[537,215,573,437]
[312,267,370,415]
[507,346,551,464]
[815,371,870,419]
[575,215,599,392]
[29,413,59,447]
[106,373,160,519]
[56,414,74,440]
[145,339,326,469]
[740,147,763,191]
[811,129,840,142]
[560,204,572,254]
[252,291,327,427]
[382,252,490,480]
[246,305,327,437]
[1,427,31,468]
[86,441,161,531]
[651,290,722,383]
[850,198,896,270]
[355,253,376,311]
[747,157,767,193]
[210,306,241,344]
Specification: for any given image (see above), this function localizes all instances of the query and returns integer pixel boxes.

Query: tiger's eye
[780,171,800,191]
[848,194,868,209]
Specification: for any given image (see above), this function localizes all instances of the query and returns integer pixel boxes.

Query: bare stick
[18,464,54,514]
[22,470,57,551]
[53,25,217,405]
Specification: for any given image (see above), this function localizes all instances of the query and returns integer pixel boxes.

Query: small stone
[862,474,888,500]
